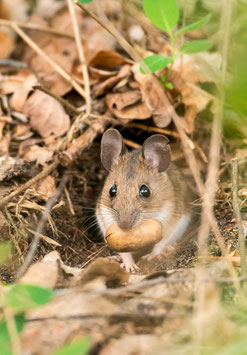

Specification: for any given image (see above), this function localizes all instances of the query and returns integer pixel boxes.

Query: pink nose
[119,215,132,230]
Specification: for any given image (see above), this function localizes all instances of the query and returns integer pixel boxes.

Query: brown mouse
[96,129,197,272]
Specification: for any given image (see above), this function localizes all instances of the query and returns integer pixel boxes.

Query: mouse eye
[139,185,150,198]
[109,184,117,198]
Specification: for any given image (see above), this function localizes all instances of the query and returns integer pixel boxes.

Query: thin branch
[0,18,75,39]
[232,158,247,275]
[74,1,139,62]
[7,21,86,99]
[68,0,91,115]
[33,84,80,114]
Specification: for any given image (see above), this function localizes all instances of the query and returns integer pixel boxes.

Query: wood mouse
[96,129,197,272]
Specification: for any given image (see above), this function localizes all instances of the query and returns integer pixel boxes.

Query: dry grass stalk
[68,0,91,116]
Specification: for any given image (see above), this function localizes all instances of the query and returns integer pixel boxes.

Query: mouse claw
[119,252,139,273]
[120,262,139,273]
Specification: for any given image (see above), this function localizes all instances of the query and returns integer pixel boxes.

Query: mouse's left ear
[142,134,171,172]
[101,129,126,171]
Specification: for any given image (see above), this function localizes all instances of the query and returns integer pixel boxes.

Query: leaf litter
[0,0,246,354]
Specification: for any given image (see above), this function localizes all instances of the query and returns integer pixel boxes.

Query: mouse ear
[142,134,171,172]
[101,129,126,171]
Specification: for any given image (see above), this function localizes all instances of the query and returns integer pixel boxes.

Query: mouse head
[101,129,171,173]
[99,129,172,230]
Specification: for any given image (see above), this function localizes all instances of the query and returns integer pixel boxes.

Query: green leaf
[53,338,90,355]
[179,40,212,54]
[140,55,171,74]
[0,314,25,355]
[143,0,180,34]
[175,14,212,36]
[6,284,53,312]
[78,0,93,3]
[0,242,12,265]
[165,82,174,90]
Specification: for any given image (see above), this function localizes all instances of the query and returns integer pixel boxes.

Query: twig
[0,59,27,69]
[33,84,80,114]
[0,284,21,355]
[0,162,58,209]
[16,175,69,280]
[6,21,86,99]
[26,312,168,323]
[68,0,91,116]
[127,122,180,138]
[74,1,139,62]
[0,18,75,39]
[123,138,141,149]
[232,158,247,275]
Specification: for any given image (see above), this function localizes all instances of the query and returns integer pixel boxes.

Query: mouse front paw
[119,252,139,273]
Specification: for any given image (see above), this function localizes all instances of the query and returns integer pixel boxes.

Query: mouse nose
[118,215,133,230]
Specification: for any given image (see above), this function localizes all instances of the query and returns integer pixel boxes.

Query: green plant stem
[167,34,177,79]
[0,284,21,355]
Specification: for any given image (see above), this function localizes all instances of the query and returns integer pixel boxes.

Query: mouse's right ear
[101,129,126,171]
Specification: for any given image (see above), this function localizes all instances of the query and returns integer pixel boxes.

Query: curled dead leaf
[105,219,163,252]
[23,91,70,138]
[94,64,131,97]
[35,175,56,198]
[89,50,133,68]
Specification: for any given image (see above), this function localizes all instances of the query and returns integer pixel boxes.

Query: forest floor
[0,0,247,354]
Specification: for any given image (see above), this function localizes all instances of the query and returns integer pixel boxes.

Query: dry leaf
[23,91,70,137]
[35,175,56,198]
[89,50,133,68]
[106,94,151,121]
[106,91,142,110]
[132,64,172,127]
[27,40,77,96]
[79,257,129,287]
[10,73,37,111]
[94,64,131,97]
[23,145,54,165]
[13,124,33,141]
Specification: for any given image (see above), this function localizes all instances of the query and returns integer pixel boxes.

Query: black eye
[109,184,117,198]
[139,185,150,198]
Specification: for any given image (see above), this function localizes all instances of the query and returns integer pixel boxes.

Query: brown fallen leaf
[78,257,129,288]
[132,64,172,127]
[23,91,70,137]
[106,91,142,110]
[10,73,37,112]
[89,50,133,68]
[94,64,131,97]
[35,175,56,198]
[13,124,33,141]
[106,93,151,122]
[23,145,54,165]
